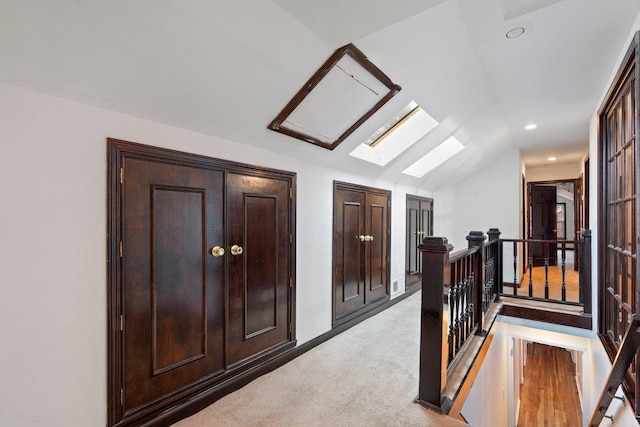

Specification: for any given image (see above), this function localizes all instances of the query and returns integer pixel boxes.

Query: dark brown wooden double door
[109,139,295,426]
[333,181,390,326]
[406,195,433,288]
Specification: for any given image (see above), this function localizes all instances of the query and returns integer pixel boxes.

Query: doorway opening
[526,179,583,272]
[405,194,434,292]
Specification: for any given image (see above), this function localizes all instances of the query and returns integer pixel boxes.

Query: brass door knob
[210,246,225,257]
[230,244,244,256]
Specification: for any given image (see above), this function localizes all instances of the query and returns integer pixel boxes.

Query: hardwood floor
[504,250,581,304]
[517,342,582,427]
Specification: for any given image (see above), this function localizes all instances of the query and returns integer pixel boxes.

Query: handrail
[501,238,575,244]
[449,246,479,264]
[496,231,592,310]
[588,314,640,426]
[417,230,499,412]
[417,235,453,411]
[417,228,591,414]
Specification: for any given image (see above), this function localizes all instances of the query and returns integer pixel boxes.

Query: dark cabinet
[108,139,295,426]
[333,181,390,326]
[406,195,433,289]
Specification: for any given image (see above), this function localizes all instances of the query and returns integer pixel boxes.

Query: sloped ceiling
[0,0,637,190]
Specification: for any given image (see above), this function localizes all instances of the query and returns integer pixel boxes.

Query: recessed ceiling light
[506,27,525,39]
[548,156,556,161]
[524,123,537,130]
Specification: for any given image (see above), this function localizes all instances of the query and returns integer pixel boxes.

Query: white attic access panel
[268,43,401,150]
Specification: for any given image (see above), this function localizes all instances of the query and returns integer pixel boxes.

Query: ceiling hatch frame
[268,43,401,150]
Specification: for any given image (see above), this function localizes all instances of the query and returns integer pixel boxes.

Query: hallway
[174,290,590,426]
[174,292,466,427]
[517,343,582,427]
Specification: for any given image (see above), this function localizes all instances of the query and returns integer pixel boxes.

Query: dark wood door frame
[107,139,296,426]
[522,174,528,275]
[527,179,581,266]
[596,32,640,413]
[574,174,584,271]
[405,194,433,290]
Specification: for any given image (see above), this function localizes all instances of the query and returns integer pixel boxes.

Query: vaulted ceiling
[0,0,637,190]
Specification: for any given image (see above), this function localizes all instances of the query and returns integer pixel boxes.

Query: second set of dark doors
[406,195,433,288]
[332,181,390,326]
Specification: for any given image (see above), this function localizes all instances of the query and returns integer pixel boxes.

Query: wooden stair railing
[588,314,640,426]
[417,230,499,412]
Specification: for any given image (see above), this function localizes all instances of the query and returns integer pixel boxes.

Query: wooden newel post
[579,229,592,314]
[417,236,453,411]
[467,231,486,334]
[487,228,501,242]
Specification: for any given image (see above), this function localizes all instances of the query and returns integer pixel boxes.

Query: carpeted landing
[174,291,466,427]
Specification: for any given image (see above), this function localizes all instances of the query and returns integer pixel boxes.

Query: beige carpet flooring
[174,291,466,427]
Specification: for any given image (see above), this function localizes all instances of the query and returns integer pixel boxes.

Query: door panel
[406,196,433,287]
[152,187,206,374]
[530,184,557,267]
[419,200,433,280]
[342,203,364,302]
[123,158,224,412]
[407,200,419,275]
[334,189,366,318]
[227,173,291,365]
[574,176,584,271]
[244,195,278,337]
[367,194,388,303]
[422,204,432,236]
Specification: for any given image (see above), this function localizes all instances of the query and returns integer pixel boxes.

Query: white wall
[460,325,509,427]
[0,82,435,426]
[434,148,521,251]
[526,162,583,182]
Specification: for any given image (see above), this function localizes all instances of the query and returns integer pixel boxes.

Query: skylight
[402,136,464,178]
[349,102,439,166]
